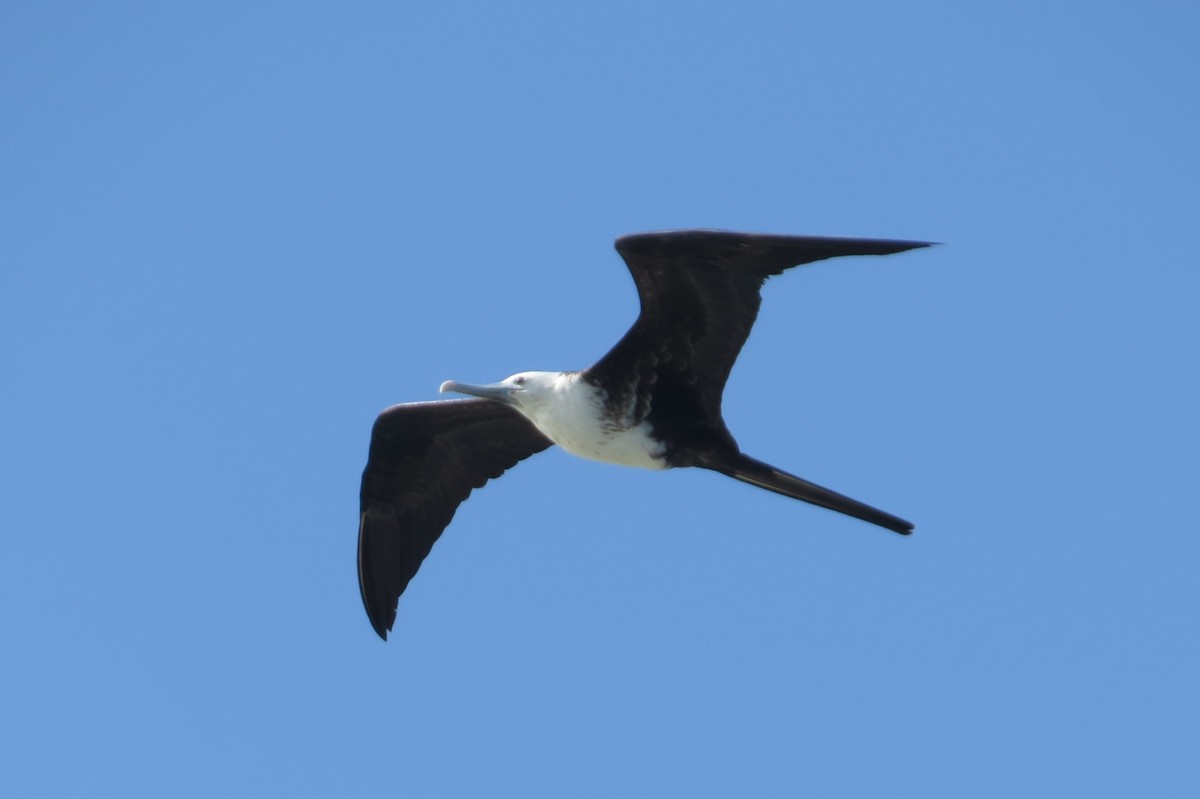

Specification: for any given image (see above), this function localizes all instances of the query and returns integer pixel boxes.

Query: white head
[440,371,567,415]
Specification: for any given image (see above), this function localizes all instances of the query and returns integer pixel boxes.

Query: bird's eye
[513,376,526,385]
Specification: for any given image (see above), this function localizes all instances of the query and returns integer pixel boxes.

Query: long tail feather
[708,453,913,534]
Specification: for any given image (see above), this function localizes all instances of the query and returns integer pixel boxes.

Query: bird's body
[358,230,931,639]
[444,371,670,469]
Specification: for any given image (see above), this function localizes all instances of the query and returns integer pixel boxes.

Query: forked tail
[707,453,914,534]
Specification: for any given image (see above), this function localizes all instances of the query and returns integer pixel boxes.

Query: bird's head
[440,371,566,414]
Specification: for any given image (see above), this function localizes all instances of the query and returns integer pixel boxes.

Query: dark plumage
[358,400,550,639]
[358,230,930,639]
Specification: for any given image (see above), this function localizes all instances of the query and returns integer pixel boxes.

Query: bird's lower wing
[358,399,552,639]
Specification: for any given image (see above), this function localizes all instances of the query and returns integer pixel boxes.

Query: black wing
[584,231,931,436]
[358,399,552,640]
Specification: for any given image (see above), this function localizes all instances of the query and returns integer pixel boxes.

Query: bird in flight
[358,230,930,639]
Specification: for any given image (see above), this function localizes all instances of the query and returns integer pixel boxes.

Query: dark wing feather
[583,231,931,455]
[358,399,552,640]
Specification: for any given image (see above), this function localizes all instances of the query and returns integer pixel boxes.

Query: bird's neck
[515,372,667,469]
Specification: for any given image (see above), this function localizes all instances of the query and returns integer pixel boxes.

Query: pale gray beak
[440,380,517,404]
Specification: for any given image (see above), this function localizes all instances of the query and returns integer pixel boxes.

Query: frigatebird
[358,230,929,639]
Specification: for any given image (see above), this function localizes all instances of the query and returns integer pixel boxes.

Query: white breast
[519,373,667,470]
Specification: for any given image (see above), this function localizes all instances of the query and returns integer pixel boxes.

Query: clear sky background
[3,2,1198,796]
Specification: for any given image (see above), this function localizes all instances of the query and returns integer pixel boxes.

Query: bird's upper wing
[358,399,552,640]
[584,231,931,426]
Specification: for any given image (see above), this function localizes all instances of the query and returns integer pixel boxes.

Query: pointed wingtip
[358,510,398,642]
[364,600,394,641]
[362,587,396,641]
[868,238,938,255]
[614,230,940,263]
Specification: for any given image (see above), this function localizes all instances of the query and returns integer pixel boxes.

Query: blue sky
[3,1,1198,796]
